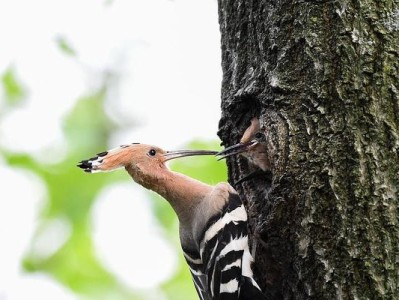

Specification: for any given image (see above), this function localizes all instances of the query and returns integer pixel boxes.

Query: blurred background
[0,0,226,299]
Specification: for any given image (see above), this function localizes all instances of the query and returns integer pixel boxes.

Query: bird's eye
[254,132,264,139]
[148,149,156,156]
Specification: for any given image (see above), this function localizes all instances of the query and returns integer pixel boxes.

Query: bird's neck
[157,170,212,226]
[128,166,212,226]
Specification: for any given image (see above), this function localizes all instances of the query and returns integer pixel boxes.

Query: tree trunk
[217,1,399,299]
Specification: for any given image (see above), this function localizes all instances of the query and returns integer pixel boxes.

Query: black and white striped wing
[183,249,211,300]
[200,193,266,300]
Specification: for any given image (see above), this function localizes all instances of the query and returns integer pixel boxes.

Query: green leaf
[1,66,27,105]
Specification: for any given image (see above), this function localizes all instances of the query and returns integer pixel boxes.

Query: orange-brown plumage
[78,143,218,226]
[240,118,260,144]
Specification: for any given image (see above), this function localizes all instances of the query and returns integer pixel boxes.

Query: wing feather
[200,192,266,300]
[184,191,266,300]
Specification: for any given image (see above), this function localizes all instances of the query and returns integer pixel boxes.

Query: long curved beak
[216,140,258,160]
[163,150,218,162]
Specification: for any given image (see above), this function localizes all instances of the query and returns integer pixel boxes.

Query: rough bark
[217,1,399,299]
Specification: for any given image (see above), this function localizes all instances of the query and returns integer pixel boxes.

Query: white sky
[0,0,221,298]
[0,0,222,154]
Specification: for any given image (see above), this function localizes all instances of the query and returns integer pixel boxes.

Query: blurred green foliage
[1,73,226,299]
[1,66,26,106]
[56,36,77,57]
[1,5,226,296]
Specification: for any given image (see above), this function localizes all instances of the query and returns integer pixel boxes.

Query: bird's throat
[154,170,213,226]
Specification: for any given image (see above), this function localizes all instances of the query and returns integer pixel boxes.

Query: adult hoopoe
[78,143,266,299]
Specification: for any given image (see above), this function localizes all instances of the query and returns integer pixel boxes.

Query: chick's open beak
[163,150,218,162]
[216,140,258,160]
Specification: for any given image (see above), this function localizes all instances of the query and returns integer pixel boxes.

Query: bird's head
[217,118,263,159]
[78,143,217,180]
[216,118,270,171]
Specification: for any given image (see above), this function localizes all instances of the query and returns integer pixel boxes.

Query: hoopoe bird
[217,118,270,184]
[78,143,266,300]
